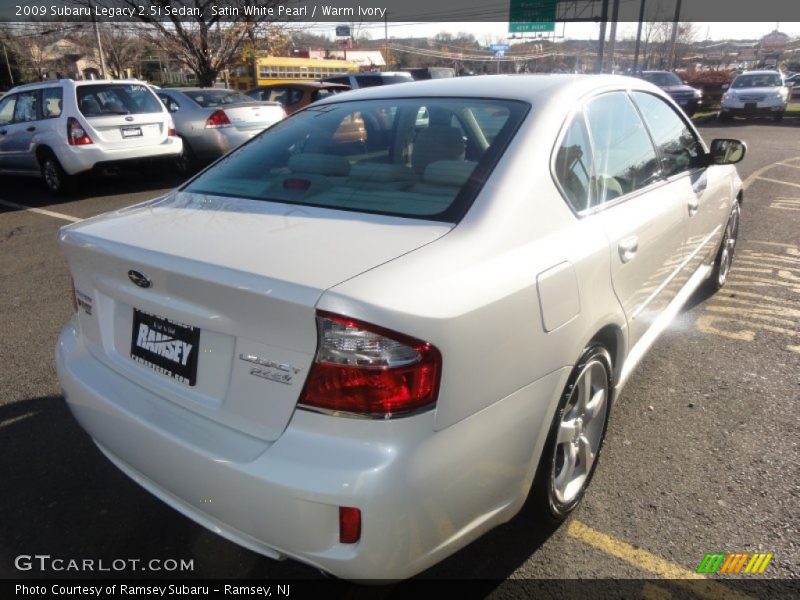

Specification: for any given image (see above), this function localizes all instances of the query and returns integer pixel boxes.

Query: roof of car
[250,82,350,90]
[312,74,663,107]
[735,70,782,76]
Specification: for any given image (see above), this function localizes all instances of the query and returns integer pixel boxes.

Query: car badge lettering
[239,353,301,385]
[128,270,152,288]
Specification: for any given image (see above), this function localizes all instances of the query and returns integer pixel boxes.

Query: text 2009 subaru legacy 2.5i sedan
[55,75,745,579]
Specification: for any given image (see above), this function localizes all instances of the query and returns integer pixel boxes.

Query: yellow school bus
[230,56,359,90]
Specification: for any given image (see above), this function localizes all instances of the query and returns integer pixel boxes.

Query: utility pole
[384,12,389,68]
[605,0,620,73]
[2,40,13,86]
[595,0,609,73]
[88,0,108,78]
[667,0,682,70]
[632,0,646,74]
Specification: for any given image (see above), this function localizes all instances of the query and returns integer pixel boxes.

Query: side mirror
[721,83,729,90]
[709,139,746,165]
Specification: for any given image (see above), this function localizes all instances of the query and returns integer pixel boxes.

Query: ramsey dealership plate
[130,309,200,386]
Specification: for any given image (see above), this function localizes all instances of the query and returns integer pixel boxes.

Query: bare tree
[87,0,280,86]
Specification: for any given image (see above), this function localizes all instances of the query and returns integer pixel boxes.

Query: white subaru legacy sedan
[56,75,745,579]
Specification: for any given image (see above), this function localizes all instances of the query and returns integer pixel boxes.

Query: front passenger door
[586,91,687,348]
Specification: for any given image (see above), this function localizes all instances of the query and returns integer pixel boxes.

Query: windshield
[181,90,253,107]
[185,97,527,222]
[77,84,163,117]
[642,72,682,87]
[732,73,782,88]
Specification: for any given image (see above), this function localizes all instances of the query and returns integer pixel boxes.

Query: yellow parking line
[756,176,800,190]
[567,520,754,600]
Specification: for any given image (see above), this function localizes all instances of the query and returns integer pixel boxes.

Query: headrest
[288,153,350,177]
[423,160,476,187]
[348,163,416,183]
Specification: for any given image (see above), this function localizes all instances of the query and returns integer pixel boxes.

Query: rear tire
[718,110,733,122]
[40,152,71,195]
[530,345,613,525]
[174,140,197,177]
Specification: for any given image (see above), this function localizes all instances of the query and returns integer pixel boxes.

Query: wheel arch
[585,324,625,389]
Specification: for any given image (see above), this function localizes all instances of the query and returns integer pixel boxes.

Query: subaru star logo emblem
[128,270,152,288]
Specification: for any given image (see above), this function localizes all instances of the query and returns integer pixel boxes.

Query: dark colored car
[641,71,703,117]
[245,82,351,114]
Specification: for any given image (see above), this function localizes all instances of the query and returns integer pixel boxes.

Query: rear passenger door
[5,90,40,171]
[584,91,687,348]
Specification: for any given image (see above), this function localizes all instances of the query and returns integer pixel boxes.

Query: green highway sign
[509,0,556,33]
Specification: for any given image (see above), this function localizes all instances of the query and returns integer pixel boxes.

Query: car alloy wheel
[551,354,609,507]
[716,203,740,288]
[41,156,67,194]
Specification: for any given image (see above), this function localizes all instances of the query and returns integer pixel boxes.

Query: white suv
[719,70,790,121]
[0,79,182,193]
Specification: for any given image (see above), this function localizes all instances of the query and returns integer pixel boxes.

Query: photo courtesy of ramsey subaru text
[0,79,182,193]
[55,75,745,580]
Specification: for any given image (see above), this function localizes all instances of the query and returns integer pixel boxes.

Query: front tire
[707,202,740,292]
[40,152,71,195]
[531,345,613,523]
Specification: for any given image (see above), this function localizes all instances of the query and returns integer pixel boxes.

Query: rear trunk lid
[222,102,285,132]
[60,192,451,441]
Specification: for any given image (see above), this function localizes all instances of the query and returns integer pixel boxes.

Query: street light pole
[88,0,108,78]
[633,0,646,73]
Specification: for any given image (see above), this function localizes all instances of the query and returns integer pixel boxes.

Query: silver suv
[0,79,182,193]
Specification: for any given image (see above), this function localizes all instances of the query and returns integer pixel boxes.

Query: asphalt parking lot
[0,117,798,592]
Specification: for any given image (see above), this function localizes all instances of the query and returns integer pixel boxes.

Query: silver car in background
[154,88,285,173]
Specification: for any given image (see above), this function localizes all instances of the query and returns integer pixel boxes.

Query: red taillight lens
[205,110,231,128]
[339,507,361,544]
[168,126,177,137]
[299,311,441,418]
[67,117,92,145]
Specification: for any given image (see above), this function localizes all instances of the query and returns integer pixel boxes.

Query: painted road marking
[0,199,83,223]
[755,176,800,190]
[742,157,800,190]
[696,241,800,354]
[770,196,800,211]
[567,521,753,600]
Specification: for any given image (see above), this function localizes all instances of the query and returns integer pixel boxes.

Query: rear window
[181,90,252,107]
[185,97,527,222]
[77,84,162,117]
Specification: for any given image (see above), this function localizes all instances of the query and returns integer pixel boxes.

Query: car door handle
[688,198,700,217]
[618,236,639,263]
[26,126,36,132]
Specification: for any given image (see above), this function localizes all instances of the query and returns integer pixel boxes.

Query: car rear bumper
[191,127,266,162]
[57,137,183,175]
[55,319,567,579]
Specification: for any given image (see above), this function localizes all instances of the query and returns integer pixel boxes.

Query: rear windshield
[181,90,252,107]
[185,97,527,222]
[732,73,783,88]
[77,84,162,117]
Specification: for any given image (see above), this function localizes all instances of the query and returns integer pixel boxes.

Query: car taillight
[205,110,231,129]
[339,507,361,544]
[69,277,77,312]
[67,117,92,145]
[299,311,442,418]
[167,119,177,136]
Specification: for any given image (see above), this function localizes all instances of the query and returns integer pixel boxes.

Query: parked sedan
[719,70,790,121]
[641,70,703,116]
[246,82,351,114]
[56,75,745,580]
[155,88,285,173]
